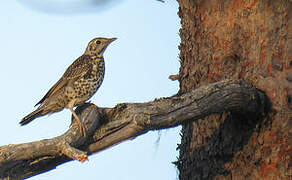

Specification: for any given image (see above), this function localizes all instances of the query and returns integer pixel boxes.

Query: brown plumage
[21,37,116,136]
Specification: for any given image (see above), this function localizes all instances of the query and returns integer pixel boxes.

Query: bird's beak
[108,37,117,43]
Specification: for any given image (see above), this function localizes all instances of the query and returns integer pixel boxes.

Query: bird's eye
[96,40,101,44]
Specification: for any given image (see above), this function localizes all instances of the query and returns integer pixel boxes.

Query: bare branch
[0,79,267,179]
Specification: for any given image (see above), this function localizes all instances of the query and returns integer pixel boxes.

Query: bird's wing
[35,55,92,106]
[34,77,67,106]
[62,55,92,79]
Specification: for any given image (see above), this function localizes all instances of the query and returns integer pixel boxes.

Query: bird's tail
[20,107,44,126]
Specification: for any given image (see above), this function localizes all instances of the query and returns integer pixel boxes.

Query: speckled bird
[20,37,116,136]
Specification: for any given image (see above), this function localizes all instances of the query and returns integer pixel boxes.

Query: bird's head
[84,37,117,56]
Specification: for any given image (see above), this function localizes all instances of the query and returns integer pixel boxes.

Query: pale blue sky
[0,0,181,179]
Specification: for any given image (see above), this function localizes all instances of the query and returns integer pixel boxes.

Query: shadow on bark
[175,92,271,180]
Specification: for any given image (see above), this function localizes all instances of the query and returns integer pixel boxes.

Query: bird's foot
[71,121,87,137]
[77,154,89,162]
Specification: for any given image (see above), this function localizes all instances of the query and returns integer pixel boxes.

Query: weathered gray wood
[0,79,267,179]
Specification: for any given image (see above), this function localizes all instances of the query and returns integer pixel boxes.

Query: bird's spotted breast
[71,57,105,105]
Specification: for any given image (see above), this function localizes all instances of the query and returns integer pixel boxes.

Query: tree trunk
[176,0,292,179]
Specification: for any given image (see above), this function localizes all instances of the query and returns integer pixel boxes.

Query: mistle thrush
[20,37,116,136]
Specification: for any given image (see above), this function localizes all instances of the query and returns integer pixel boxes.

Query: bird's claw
[77,154,88,162]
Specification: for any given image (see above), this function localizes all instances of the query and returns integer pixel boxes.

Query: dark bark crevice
[175,110,270,179]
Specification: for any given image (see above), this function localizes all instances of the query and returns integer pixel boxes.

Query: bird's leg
[67,101,86,137]
[70,108,86,137]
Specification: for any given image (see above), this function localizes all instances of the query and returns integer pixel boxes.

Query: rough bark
[0,80,267,179]
[176,0,291,179]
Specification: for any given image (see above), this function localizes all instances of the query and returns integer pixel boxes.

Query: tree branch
[0,79,267,179]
